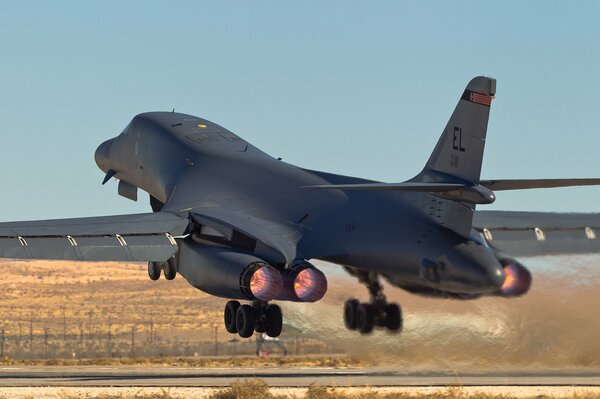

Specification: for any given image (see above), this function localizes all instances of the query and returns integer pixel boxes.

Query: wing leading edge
[0,212,189,262]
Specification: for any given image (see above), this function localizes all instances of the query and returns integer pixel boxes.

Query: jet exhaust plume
[282,256,600,371]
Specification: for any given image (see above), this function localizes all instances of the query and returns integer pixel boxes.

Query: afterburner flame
[501,264,518,292]
[499,262,532,297]
[293,267,327,302]
[249,265,283,301]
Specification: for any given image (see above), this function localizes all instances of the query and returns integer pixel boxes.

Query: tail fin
[417,76,496,184]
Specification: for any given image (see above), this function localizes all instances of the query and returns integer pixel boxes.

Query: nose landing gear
[224,300,283,338]
[343,270,402,334]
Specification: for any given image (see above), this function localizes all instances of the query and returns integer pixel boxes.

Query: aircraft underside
[140,221,535,339]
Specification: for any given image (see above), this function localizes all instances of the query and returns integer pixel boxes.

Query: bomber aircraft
[2,76,600,338]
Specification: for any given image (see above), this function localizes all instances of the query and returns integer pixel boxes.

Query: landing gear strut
[343,270,402,334]
[224,300,283,338]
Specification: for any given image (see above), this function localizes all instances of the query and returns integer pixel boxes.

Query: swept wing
[0,212,188,262]
[474,210,600,256]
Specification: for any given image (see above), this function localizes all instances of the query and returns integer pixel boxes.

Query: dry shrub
[306,385,380,399]
[209,379,286,399]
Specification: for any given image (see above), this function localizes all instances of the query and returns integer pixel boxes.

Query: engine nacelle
[497,258,532,297]
[177,240,283,300]
[276,262,328,302]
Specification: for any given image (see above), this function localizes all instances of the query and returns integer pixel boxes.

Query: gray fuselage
[95,112,505,297]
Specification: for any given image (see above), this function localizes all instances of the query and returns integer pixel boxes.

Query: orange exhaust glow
[500,262,532,297]
[293,267,327,302]
[501,264,517,292]
[249,265,283,301]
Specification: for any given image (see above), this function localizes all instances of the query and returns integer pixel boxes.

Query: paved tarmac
[0,366,599,387]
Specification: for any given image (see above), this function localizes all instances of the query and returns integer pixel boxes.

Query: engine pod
[177,239,282,300]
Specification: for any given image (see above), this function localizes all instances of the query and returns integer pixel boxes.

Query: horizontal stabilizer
[305,181,496,204]
[307,178,600,193]
[305,182,465,192]
[480,178,600,191]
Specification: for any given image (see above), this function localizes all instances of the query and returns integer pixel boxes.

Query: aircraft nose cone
[95,139,113,170]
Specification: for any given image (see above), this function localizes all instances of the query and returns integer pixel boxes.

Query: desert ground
[0,259,329,360]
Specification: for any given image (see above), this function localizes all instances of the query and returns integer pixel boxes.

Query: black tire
[164,258,177,280]
[255,323,266,333]
[236,304,256,338]
[356,303,375,334]
[148,262,161,281]
[385,303,402,332]
[343,299,359,330]
[264,304,283,337]
[224,301,240,334]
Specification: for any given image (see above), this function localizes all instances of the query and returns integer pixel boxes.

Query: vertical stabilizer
[414,76,496,237]
[418,76,496,184]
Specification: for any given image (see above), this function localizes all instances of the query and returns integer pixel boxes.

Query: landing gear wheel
[385,303,402,332]
[224,300,240,334]
[343,299,359,330]
[255,322,266,333]
[343,269,405,335]
[163,258,177,280]
[236,304,256,338]
[264,304,283,337]
[356,303,375,334]
[148,262,161,281]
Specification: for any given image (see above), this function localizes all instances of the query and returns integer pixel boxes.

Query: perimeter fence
[0,310,332,360]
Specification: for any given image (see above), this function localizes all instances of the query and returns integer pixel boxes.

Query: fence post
[18,311,22,345]
[107,317,112,357]
[43,328,49,358]
[62,306,67,341]
[130,324,135,358]
[214,325,218,356]
[29,313,33,349]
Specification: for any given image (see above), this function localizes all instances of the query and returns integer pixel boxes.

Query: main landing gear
[343,270,402,334]
[224,300,283,338]
[147,258,177,281]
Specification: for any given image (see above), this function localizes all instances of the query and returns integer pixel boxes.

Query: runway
[0,366,599,387]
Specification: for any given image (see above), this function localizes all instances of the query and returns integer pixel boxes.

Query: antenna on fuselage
[171,108,175,113]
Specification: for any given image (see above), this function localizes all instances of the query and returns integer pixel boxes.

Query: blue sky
[1,1,600,220]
